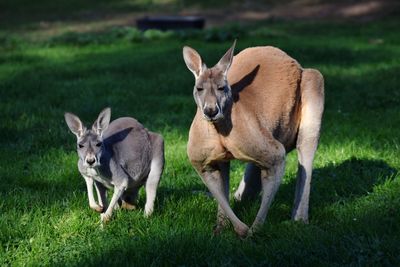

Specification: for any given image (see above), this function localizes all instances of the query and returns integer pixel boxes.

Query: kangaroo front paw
[100,213,112,224]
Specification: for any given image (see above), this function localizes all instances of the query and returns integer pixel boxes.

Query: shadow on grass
[233,157,397,224]
[310,158,397,205]
[62,158,399,266]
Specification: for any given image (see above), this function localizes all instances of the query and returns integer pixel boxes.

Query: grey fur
[65,108,164,223]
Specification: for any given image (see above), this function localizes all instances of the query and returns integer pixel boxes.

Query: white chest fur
[84,167,113,189]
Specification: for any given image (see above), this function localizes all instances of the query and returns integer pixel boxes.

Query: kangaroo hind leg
[144,134,165,217]
[292,68,324,222]
[121,187,139,210]
[234,163,261,202]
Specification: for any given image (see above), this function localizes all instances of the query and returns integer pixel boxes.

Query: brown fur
[188,46,304,165]
[184,43,324,237]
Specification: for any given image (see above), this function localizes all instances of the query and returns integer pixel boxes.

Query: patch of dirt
[189,0,400,26]
[7,0,400,40]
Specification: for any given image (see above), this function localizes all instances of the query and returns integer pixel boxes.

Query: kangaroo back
[228,46,303,150]
[103,117,152,178]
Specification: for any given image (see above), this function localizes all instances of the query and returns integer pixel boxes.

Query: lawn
[1,12,400,266]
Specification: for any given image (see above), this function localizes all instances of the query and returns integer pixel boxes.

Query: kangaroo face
[65,108,111,168]
[77,130,103,168]
[183,41,236,123]
[193,67,232,122]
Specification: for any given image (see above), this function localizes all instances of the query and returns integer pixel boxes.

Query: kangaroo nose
[204,107,219,118]
[86,158,95,166]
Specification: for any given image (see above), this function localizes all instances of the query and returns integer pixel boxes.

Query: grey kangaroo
[65,107,164,223]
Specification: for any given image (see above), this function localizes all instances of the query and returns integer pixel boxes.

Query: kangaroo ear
[183,46,204,78]
[65,112,85,138]
[92,107,111,136]
[215,40,236,75]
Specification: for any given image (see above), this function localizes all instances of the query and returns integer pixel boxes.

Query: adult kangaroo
[183,41,324,237]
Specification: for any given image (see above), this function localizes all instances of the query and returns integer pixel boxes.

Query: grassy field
[1,11,400,266]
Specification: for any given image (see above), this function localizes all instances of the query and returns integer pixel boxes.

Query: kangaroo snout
[203,103,221,121]
[85,155,96,166]
[204,107,218,118]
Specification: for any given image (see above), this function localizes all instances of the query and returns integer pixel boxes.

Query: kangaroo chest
[188,116,277,167]
[194,134,256,165]
[83,167,114,189]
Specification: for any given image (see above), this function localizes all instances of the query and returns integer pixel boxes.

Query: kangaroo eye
[96,142,102,147]
[78,144,84,148]
[196,87,204,92]
[217,86,225,91]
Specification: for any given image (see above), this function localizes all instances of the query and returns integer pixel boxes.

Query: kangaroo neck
[98,147,114,177]
[212,100,234,137]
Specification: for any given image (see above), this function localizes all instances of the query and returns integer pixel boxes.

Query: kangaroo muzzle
[203,103,223,122]
[85,154,97,167]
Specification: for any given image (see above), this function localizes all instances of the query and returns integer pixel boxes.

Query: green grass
[1,17,400,266]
